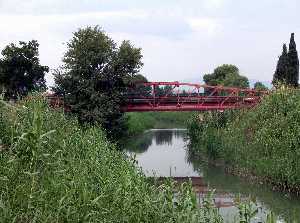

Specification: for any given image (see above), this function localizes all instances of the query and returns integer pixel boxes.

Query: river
[125,129,300,222]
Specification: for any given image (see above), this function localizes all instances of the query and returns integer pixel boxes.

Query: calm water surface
[125,129,300,222]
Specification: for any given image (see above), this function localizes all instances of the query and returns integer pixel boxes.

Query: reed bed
[0,96,223,222]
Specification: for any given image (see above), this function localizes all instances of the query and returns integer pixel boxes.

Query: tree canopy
[125,74,151,97]
[273,44,288,85]
[273,33,299,87]
[254,82,268,91]
[287,33,299,87]
[53,26,143,139]
[0,40,48,99]
[203,64,249,88]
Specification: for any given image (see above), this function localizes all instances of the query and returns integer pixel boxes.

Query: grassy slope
[187,87,300,191]
[0,97,223,222]
[126,111,195,136]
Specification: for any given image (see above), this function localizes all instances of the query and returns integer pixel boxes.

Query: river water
[125,129,300,222]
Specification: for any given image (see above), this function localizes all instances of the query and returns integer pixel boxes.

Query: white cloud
[187,17,222,35]
[203,0,225,10]
[1,0,298,86]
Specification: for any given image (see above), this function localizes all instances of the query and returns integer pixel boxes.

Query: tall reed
[0,96,223,222]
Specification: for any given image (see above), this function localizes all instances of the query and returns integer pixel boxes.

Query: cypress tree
[273,44,288,85]
[287,33,299,87]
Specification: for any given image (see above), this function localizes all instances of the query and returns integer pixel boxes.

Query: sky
[0,0,300,86]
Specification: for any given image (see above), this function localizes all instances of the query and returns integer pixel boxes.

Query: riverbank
[0,96,224,222]
[187,87,300,194]
[125,128,289,221]
[125,111,195,136]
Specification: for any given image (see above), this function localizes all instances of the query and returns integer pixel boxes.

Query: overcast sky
[0,0,299,86]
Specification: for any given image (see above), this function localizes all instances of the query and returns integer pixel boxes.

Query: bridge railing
[123,82,268,112]
[45,82,268,112]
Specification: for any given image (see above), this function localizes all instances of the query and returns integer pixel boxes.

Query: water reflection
[126,129,187,153]
[125,129,300,222]
[126,129,199,177]
[124,133,153,154]
[187,154,300,221]
[153,130,173,145]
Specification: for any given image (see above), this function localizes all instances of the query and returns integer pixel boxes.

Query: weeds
[235,195,259,223]
[188,87,300,190]
[0,95,282,222]
[187,87,300,222]
[0,96,223,222]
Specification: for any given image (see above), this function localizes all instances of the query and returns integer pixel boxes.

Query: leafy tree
[126,74,151,97]
[273,44,289,85]
[287,33,299,87]
[0,40,48,99]
[203,64,249,88]
[53,26,143,139]
[254,82,268,91]
[155,85,174,97]
[222,73,249,88]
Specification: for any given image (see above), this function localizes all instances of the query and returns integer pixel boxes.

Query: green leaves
[0,96,227,222]
[273,33,299,87]
[254,82,268,91]
[53,26,143,140]
[203,64,249,88]
[188,87,300,193]
[0,40,48,100]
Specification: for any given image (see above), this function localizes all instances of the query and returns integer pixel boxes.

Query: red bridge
[123,82,267,112]
[47,82,267,112]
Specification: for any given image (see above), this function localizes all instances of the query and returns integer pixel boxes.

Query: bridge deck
[46,82,268,112]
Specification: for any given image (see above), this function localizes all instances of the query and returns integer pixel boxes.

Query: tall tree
[287,33,299,87]
[53,26,143,139]
[273,44,289,85]
[273,33,299,87]
[203,64,249,88]
[0,40,48,99]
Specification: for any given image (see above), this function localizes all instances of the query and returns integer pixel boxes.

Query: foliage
[0,40,48,100]
[287,33,299,87]
[126,74,151,97]
[203,64,249,89]
[273,44,289,85]
[155,85,174,96]
[187,111,237,159]
[126,111,195,136]
[201,190,223,222]
[187,87,300,193]
[273,33,299,87]
[0,96,226,222]
[235,195,259,223]
[53,26,143,139]
[254,82,268,91]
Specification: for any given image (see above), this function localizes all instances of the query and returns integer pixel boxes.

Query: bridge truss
[123,82,267,112]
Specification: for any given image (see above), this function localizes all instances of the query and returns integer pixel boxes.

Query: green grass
[187,87,300,193]
[0,96,226,223]
[126,111,195,136]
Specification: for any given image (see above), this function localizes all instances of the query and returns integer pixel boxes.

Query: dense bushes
[187,87,300,191]
[0,96,224,222]
[187,111,237,159]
